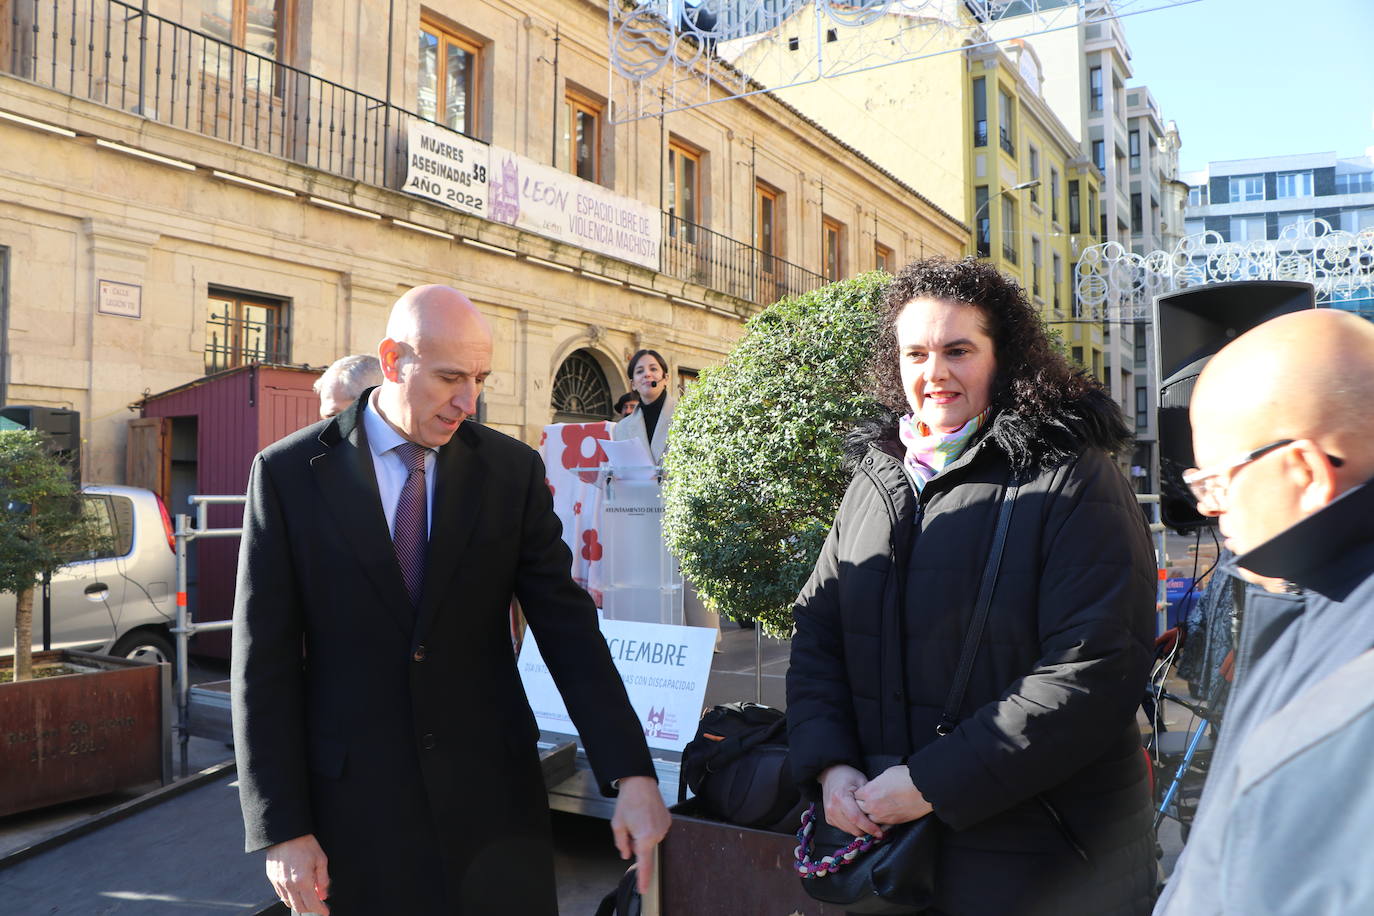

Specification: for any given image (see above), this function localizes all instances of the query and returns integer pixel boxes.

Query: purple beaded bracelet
[793,803,887,878]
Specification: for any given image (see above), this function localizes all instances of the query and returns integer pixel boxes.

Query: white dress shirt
[363,391,436,537]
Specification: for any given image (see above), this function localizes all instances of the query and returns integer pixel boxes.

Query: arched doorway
[551,348,613,422]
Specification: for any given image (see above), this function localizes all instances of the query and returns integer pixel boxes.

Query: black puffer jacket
[788,391,1157,916]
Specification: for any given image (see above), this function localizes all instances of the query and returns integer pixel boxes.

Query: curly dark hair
[872,256,1096,423]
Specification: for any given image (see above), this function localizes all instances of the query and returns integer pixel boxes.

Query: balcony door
[755,182,781,304]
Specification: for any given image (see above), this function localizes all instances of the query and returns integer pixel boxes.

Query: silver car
[1,484,177,663]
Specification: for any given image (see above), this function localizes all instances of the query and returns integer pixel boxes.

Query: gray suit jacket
[613,393,675,463]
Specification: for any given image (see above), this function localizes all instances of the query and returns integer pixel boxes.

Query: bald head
[1190,309,1374,565]
[384,284,492,353]
[1193,309,1374,472]
[374,285,494,448]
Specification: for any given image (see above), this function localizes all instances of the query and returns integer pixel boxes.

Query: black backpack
[594,865,640,916]
[678,701,803,831]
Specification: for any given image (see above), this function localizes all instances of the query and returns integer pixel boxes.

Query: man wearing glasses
[1157,308,1374,913]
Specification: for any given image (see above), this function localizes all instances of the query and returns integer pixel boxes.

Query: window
[1230,214,1267,241]
[1131,192,1143,229]
[974,186,991,257]
[1001,195,1018,264]
[1336,172,1374,194]
[668,140,701,241]
[1184,217,1206,236]
[1134,332,1147,365]
[1135,387,1148,430]
[1031,236,1042,298]
[418,19,481,135]
[551,349,612,423]
[823,217,845,281]
[1277,211,1313,236]
[202,0,289,92]
[1228,174,1264,202]
[998,86,1014,156]
[875,242,893,273]
[1050,168,1060,223]
[1052,252,1062,310]
[677,367,699,397]
[1091,139,1105,171]
[972,77,988,147]
[566,91,601,183]
[1129,130,1140,171]
[1187,185,1208,207]
[1342,208,1374,232]
[1071,346,1084,368]
[1275,170,1313,199]
[1088,186,1099,239]
[755,182,779,270]
[206,288,289,373]
[1089,66,1103,111]
[1028,146,1040,205]
[1117,152,1127,190]
[1069,180,1081,234]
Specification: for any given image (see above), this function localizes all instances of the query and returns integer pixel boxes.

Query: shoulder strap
[936,475,1021,737]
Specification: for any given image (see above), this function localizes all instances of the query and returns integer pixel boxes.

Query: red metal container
[135,365,321,657]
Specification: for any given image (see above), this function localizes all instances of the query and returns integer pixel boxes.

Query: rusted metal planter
[659,804,846,915]
[0,650,171,817]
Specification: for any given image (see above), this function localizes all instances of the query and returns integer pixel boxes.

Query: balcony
[661,215,826,306]
[3,0,823,309]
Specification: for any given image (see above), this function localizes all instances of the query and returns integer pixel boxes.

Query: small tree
[0,430,105,681]
[662,273,889,635]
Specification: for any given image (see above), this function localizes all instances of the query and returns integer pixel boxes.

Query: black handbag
[795,475,1021,915]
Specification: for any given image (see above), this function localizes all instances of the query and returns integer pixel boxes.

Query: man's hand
[610,775,671,894]
[853,764,933,828]
[819,763,882,838]
[265,833,331,915]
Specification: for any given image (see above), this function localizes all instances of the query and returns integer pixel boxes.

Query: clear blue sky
[1117,0,1374,173]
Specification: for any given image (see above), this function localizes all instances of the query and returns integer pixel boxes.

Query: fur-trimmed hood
[844,386,1132,473]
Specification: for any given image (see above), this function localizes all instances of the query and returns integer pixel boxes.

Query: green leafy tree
[0,430,106,681]
[662,273,889,634]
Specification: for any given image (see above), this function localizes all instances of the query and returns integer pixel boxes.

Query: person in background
[613,349,672,461]
[788,257,1157,915]
[614,391,641,419]
[613,348,722,647]
[314,354,384,419]
[1155,308,1374,914]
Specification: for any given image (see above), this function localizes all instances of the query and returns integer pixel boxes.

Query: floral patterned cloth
[897,409,991,492]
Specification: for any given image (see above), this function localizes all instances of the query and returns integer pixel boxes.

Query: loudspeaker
[0,405,82,483]
[1153,281,1315,531]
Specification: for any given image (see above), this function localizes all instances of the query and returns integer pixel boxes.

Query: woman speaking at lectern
[612,348,721,646]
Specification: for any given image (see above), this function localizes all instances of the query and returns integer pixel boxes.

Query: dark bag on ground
[594,864,641,916]
[678,701,803,831]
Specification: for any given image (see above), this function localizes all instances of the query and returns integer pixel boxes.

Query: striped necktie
[392,441,429,608]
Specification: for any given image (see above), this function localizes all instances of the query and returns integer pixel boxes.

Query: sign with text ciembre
[518,619,714,753]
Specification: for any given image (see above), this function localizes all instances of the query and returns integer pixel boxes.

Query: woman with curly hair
[788,257,1157,914]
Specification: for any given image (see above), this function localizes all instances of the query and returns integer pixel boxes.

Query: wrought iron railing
[5,0,832,307]
[661,214,827,307]
[5,0,434,186]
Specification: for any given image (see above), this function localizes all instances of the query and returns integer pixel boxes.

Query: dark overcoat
[788,391,1158,916]
[231,394,654,914]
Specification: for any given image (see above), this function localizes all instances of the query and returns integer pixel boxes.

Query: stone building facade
[0,0,964,484]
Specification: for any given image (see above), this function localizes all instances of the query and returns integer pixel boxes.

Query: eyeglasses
[1183,439,1344,513]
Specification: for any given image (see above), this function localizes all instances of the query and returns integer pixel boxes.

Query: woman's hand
[853,765,934,827]
[819,764,884,838]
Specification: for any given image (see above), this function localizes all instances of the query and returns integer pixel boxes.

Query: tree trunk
[14,585,34,681]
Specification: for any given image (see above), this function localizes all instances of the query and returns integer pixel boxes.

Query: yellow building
[0,0,963,481]
[968,40,1106,383]
[727,9,1106,380]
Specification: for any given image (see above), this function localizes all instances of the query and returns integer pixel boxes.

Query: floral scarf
[898,409,990,492]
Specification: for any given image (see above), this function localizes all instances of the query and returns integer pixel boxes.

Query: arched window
[551,349,613,422]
